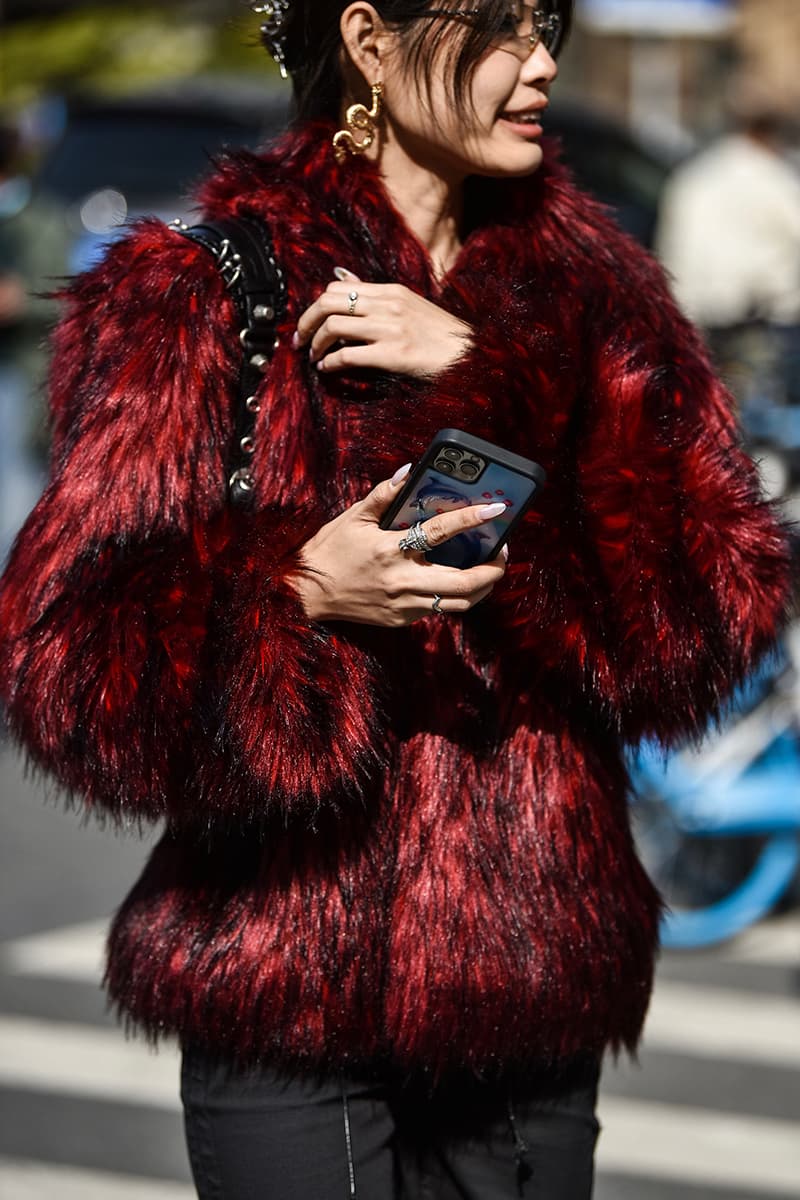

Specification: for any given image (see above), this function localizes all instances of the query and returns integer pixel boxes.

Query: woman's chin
[477,138,545,178]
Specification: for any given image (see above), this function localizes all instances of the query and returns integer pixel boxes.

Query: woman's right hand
[291,467,509,626]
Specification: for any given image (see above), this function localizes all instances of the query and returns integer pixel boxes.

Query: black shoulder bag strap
[171,215,287,507]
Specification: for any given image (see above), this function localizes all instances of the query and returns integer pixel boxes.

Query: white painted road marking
[2,915,799,1198]
[0,1157,194,1199]
[724,912,800,966]
[598,1097,800,1196]
[1,1014,799,1197]
[0,1016,179,1109]
[4,919,800,1068]
[0,919,108,981]
[4,910,798,977]
[643,979,800,1067]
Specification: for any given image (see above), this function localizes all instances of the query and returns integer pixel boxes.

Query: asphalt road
[1,739,798,1199]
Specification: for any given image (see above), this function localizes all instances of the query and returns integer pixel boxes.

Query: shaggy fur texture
[0,121,789,1078]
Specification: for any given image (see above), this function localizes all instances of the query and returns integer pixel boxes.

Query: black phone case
[379,429,546,568]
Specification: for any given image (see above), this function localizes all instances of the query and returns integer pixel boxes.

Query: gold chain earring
[332,83,384,164]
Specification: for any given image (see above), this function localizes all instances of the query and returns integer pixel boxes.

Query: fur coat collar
[197,120,598,508]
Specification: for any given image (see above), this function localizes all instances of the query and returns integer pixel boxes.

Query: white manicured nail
[501,543,509,560]
[334,266,358,281]
[478,502,507,520]
[391,463,412,486]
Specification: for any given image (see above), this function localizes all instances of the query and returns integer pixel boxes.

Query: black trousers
[180,1047,601,1200]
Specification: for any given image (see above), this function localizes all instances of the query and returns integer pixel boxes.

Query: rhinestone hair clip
[251,0,292,79]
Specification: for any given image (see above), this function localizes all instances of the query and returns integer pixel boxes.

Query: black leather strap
[173,215,286,507]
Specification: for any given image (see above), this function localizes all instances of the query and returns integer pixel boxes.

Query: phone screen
[387,459,539,568]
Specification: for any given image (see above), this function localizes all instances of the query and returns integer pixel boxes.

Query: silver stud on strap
[240,435,255,455]
[250,353,270,371]
[229,467,255,492]
[245,394,261,413]
[253,304,275,321]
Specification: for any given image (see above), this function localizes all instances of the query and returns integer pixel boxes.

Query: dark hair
[262,1,573,122]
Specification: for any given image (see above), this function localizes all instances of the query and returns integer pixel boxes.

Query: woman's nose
[520,43,558,86]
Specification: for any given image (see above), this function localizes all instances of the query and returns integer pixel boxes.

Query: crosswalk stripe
[722,912,800,966]
[4,913,800,984]
[0,1119,796,1200]
[2,1014,800,1198]
[3,916,800,1200]
[5,924,800,1070]
[0,919,108,982]
[3,986,799,1115]
[643,980,800,1066]
[597,1097,800,1196]
[0,1157,194,1200]
[0,1016,179,1109]
[3,911,799,973]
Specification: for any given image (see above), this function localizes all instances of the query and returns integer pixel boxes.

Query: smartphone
[379,429,546,568]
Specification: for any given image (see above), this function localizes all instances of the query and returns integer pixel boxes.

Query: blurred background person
[655,80,800,412]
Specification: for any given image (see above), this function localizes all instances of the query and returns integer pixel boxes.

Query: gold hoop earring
[332,82,384,164]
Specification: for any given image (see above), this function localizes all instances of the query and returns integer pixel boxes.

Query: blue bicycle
[629,620,800,948]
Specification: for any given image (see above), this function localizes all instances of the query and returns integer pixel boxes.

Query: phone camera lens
[441,447,461,462]
[435,458,455,474]
[461,462,479,479]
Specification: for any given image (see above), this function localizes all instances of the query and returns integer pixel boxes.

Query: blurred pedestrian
[0,4,790,1199]
[656,84,800,406]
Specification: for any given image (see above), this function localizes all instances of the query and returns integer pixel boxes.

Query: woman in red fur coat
[0,1,790,1196]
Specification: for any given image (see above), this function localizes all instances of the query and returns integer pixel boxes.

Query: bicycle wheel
[631,789,800,949]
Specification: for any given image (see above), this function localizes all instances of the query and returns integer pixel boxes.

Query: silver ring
[398,521,431,553]
[347,289,359,316]
[432,595,445,615]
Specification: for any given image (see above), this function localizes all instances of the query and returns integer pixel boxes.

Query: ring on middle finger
[347,289,359,316]
[398,521,431,554]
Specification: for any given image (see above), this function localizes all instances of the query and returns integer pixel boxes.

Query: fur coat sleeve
[431,211,790,745]
[0,222,384,826]
[575,230,789,741]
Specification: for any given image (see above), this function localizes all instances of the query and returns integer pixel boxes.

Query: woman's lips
[499,111,545,137]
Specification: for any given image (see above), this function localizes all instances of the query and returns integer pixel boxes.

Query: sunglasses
[421,5,563,58]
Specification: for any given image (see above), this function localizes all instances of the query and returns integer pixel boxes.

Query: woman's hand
[290,467,508,626]
[293,271,472,378]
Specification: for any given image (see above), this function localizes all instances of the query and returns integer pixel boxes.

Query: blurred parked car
[0,80,290,468]
[25,81,290,275]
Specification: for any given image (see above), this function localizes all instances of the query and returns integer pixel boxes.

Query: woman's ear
[339,2,389,88]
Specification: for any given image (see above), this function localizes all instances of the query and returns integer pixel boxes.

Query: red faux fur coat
[0,121,789,1078]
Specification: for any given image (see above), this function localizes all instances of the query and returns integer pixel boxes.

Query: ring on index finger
[347,290,359,316]
[398,521,430,553]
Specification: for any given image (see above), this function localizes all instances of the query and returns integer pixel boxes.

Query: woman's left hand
[293,274,473,378]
